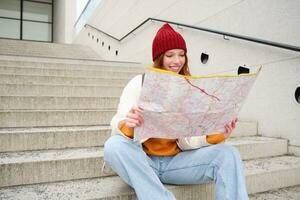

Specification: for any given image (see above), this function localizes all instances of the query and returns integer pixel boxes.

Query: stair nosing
[0,136,288,165]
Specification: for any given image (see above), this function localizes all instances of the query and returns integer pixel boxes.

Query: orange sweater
[120,123,225,156]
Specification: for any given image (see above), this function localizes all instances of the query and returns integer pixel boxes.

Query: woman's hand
[223,118,238,139]
[125,107,144,128]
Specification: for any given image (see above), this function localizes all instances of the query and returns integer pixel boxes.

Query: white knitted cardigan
[110,74,213,150]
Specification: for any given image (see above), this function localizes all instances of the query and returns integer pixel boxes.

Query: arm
[110,75,143,137]
[177,118,238,150]
[118,107,144,139]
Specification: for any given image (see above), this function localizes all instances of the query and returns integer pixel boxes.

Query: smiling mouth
[169,66,180,71]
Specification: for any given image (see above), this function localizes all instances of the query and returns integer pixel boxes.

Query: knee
[104,135,127,160]
[215,143,241,161]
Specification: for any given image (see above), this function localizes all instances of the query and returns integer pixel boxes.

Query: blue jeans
[104,134,249,200]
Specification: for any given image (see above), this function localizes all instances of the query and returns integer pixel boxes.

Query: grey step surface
[0,96,119,110]
[0,84,124,97]
[0,126,111,153]
[0,109,115,128]
[0,60,145,72]
[231,120,258,137]
[0,136,288,187]
[0,74,131,86]
[227,136,288,160]
[249,185,300,200]
[0,65,139,78]
[0,155,299,200]
[0,54,142,68]
[0,121,257,153]
[0,39,101,60]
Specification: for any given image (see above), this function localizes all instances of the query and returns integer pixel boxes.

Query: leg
[160,144,249,200]
[104,134,175,200]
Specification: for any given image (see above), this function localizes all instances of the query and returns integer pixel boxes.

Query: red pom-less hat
[152,23,187,61]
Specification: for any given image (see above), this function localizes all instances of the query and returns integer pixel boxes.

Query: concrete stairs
[249,185,300,199]
[0,39,299,199]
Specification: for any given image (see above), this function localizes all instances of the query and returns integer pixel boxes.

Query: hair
[153,53,191,76]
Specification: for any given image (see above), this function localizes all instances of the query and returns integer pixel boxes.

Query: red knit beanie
[152,23,187,61]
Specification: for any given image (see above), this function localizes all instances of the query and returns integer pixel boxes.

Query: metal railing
[85,18,300,52]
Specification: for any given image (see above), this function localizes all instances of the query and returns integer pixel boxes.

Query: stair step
[232,120,257,137]
[0,96,119,110]
[227,136,287,160]
[0,110,115,128]
[0,39,101,60]
[0,60,144,72]
[245,156,300,194]
[0,84,123,97]
[249,185,300,200]
[0,74,131,86]
[0,136,288,187]
[0,155,299,200]
[0,121,258,152]
[0,54,142,68]
[0,126,111,152]
[0,66,139,78]
[0,147,106,187]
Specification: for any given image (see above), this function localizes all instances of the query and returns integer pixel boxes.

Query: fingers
[225,124,233,134]
[129,107,144,115]
[126,112,144,125]
[126,119,140,128]
[134,107,144,113]
[231,120,236,129]
[224,118,238,138]
[231,117,238,129]
[223,125,230,139]
[126,107,144,128]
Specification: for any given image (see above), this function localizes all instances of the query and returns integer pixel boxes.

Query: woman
[104,23,249,200]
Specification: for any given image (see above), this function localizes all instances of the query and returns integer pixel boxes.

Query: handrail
[85,18,300,52]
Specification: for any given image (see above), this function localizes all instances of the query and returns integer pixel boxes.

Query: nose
[173,55,181,64]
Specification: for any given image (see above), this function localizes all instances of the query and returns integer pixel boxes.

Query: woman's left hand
[223,118,238,139]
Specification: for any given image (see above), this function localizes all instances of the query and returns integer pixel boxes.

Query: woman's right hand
[125,107,144,128]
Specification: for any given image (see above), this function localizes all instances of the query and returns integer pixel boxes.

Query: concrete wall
[53,0,76,44]
[73,0,300,146]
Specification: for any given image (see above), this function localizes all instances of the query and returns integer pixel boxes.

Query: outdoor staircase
[0,39,299,200]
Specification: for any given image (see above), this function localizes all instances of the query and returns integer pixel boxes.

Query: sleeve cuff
[177,135,212,150]
[119,122,134,139]
[206,134,225,144]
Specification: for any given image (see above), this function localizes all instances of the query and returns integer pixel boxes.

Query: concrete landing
[250,185,300,200]
[1,156,300,200]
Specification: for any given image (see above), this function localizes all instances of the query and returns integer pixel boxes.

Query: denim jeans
[104,134,249,200]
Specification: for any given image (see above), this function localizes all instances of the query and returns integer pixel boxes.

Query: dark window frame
[0,0,53,42]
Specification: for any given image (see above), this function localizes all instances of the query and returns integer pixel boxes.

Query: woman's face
[162,49,185,73]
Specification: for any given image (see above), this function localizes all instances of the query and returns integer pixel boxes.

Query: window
[0,18,20,39]
[200,53,209,64]
[0,0,53,42]
[23,1,52,22]
[0,0,21,39]
[295,87,300,104]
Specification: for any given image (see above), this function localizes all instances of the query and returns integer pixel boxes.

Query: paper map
[135,67,260,142]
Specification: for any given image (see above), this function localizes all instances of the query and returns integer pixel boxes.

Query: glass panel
[0,0,20,18]
[76,0,89,20]
[23,21,51,41]
[75,0,102,34]
[23,1,52,22]
[0,18,20,39]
